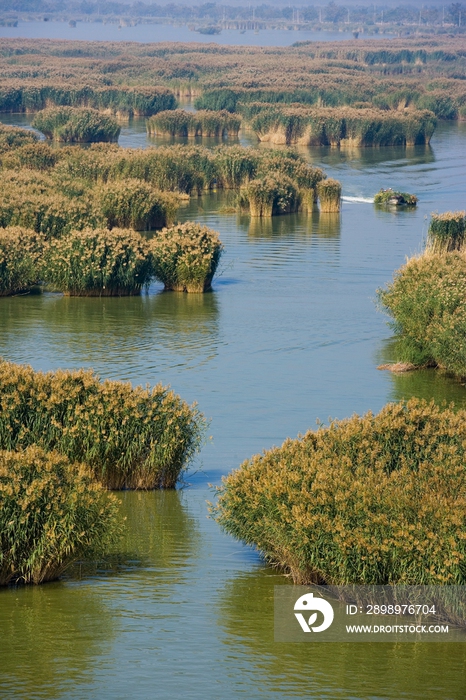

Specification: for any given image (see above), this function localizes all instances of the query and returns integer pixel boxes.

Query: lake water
[0,115,465,698]
[0,20,392,46]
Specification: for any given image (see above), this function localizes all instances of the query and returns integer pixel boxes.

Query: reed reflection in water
[0,290,220,380]
[217,569,466,699]
[0,583,116,700]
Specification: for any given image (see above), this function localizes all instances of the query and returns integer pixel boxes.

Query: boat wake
[342,196,374,204]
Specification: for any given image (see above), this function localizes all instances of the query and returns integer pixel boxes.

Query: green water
[0,118,466,698]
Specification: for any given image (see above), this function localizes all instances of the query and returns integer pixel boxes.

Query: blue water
[0,19,392,46]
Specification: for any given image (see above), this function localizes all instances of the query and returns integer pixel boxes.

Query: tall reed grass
[32,107,120,143]
[0,123,38,152]
[0,84,176,117]
[43,227,152,297]
[0,172,103,238]
[214,399,466,585]
[378,251,466,376]
[0,446,120,585]
[0,361,206,489]
[0,168,179,238]
[150,222,223,292]
[248,105,436,147]
[0,37,465,122]
[147,109,240,138]
[316,179,342,213]
[427,211,466,252]
[13,142,58,171]
[240,175,300,217]
[96,179,179,230]
[0,226,45,296]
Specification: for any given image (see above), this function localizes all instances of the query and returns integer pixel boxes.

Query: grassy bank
[0,361,206,489]
[214,399,466,585]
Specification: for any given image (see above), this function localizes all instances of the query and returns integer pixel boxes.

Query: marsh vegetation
[215,399,466,585]
[378,247,466,378]
[147,109,241,138]
[150,222,223,292]
[0,446,120,585]
[32,107,121,143]
[427,210,466,252]
[43,227,152,297]
[0,226,44,296]
[0,360,206,490]
[246,105,436,147]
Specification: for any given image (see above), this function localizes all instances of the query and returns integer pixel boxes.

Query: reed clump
[43,227,152,297]
[147,109,241,138]
[248,105,436,147]
[378,251,466,377]
[0,168,179,238]
[214,146,258,188]
[95,179,179,231]
[0,83,176,117]
[13,142,58,171]
[240,175,300,217]
[427,211,466,252]
[0,227,45,296]
[0,172,103,238]
[0,123,38,152]
[150,222,223,292]
[51,143,217,195]
[0,360,206,490]
[316,179,342,213]
[32,107,120,143]
[214,399,466,585]
[0,446,120,586]
[374,189,418,206]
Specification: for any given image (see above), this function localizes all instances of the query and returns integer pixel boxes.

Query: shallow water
[0,20,392,46]
[0,118,466,698]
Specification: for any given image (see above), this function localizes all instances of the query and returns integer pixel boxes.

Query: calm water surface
[0,117,465,698]
[0,20,391,46]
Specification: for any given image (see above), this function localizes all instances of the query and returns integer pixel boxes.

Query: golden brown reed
[214,399,466,585]
[378,249,466,377]
[150,222,223,292]
[0,360,206,490]
[0,446,120,585]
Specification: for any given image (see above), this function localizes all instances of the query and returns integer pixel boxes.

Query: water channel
[0,113,465,697]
